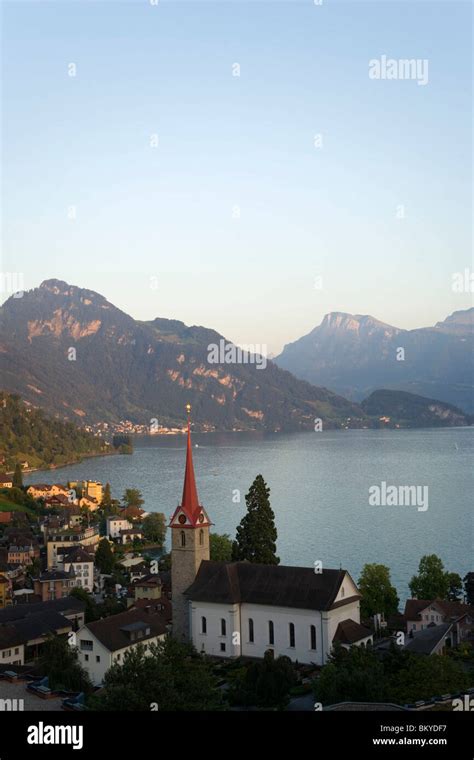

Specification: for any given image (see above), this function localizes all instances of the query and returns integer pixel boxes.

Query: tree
[95,538,115,574]
[88,638,224,711]
[228,651,296,709]
[142,513,166,545]
[41,635,92,693]
[232,475,279,564]
[463,572,474,605]
[358,563,399,620]
[385,652,469,705]
[314,642,386,705]
[446,572,463,601]
[409,555,450,600]
[70,587,99,623]
[210,533,233,562]
[101,482,112,509]
[122,489,144,509]
[12,463,23,488]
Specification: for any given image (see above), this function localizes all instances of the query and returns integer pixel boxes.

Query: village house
[32,569,76,602]
[46,526,100,568]
[0,597,85,663]
[27,484,70,500]
[404,599,474,647]
[0,575,12,609]
[106,516,132,539]
[57,546,94,592]
[75,607,168,686]
[0,473,13,489]
[119,527,143,545]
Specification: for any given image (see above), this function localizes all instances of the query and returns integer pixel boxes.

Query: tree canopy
[232,475,279,564]
[88,638,224,711]
[358,563,400,620]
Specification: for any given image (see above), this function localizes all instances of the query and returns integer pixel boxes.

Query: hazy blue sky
[2,0,472,353]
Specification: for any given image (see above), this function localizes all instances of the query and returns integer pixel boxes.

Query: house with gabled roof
[75,607,168,686]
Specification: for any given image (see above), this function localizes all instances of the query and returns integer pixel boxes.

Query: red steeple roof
[169,407,211,528]
[181,420,200,522]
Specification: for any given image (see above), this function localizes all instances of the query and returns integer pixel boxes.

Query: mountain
[0,280,367,432]
[361,390,472,428]
[0,391,113,471]
[275,309,474,414]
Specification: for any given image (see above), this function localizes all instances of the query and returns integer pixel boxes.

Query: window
[310,625,316,651]
[201,616,207,634]
[268,620,274,645]
[248,618,254,643]
[180,531,186,547]
[220,643,226,652]
[80,640,93,651]
[341,586,345,598]
[116,653,121,661]
[199,529,204,546]
[85,654,89,662]
[221,618,226,636]
[14,648,19,655]
[96,655,100,663]
[289,623,295,648]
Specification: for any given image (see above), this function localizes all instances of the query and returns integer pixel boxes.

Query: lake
[24,427,473,604]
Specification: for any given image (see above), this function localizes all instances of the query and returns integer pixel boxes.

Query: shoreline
[18,449,124,477]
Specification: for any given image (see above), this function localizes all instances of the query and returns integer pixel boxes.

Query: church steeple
[170,405,211,641]
[169,405,211,529]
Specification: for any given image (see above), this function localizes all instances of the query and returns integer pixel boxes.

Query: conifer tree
[232,475,279,564]
[13,463,23,488]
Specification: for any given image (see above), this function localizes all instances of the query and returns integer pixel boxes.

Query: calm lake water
[25,428,473,604]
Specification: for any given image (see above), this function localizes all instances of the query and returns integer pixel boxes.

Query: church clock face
[198,514,204,523]
[178,514,186,524]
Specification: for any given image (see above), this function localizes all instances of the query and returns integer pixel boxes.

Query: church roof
[185,561,357,612]
[333,618,372,645]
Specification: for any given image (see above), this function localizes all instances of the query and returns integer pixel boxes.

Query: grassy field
[0,497,34,515]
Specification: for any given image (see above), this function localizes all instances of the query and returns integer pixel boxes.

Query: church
[170,412,372,665]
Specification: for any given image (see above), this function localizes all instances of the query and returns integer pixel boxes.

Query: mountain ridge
[275,308,474,413]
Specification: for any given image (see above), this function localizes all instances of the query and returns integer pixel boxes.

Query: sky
[1,0,472,354]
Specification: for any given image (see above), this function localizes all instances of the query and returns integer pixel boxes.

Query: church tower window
[180,530,186,547]
[199,529,204,546]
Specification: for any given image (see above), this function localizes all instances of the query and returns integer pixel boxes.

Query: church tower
[170,405,211,641]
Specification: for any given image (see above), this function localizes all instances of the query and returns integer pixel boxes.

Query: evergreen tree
[232,475,279,564]
[101,482,112,508]
[122,488,144,508]
[464,572,474,605]
[95,537,115,574]
[12,463,23,488]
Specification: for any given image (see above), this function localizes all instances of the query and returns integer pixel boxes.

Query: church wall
[190,601,241,657]
[240,603,324,665]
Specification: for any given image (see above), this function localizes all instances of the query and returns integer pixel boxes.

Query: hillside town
[0,417,473,713]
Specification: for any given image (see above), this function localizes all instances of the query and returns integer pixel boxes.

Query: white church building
[170,409,372,665]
